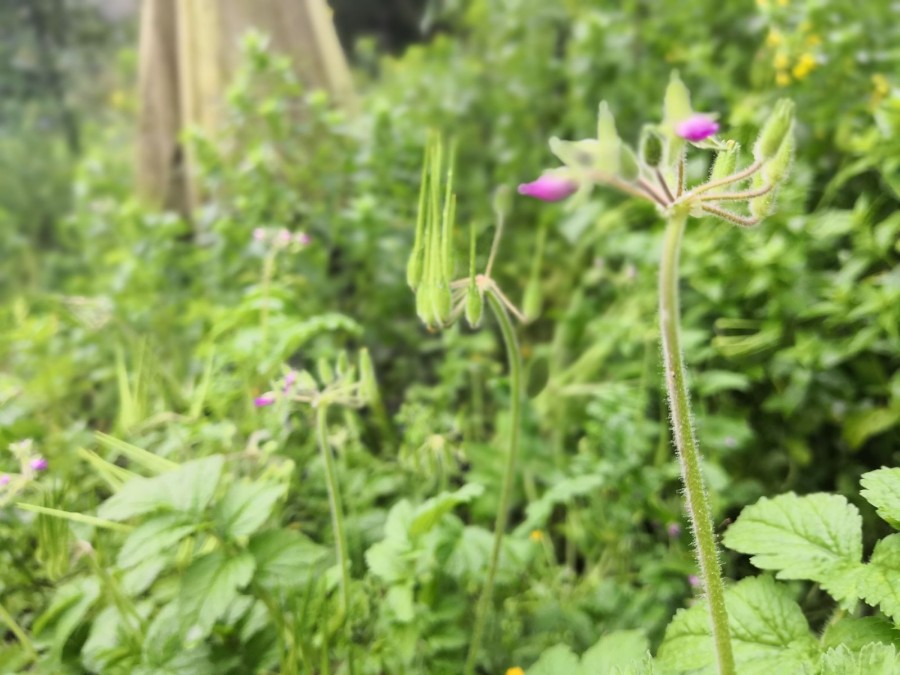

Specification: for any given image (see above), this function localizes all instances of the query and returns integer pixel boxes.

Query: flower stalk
[659,212,735,675]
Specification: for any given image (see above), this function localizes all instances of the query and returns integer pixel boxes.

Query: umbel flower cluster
[518,72,795,228]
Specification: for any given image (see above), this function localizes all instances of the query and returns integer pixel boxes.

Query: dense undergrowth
[1,1,899,673]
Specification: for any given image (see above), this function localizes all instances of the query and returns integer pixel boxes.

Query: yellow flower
[805,34,822,47]
[776,71,792,87]
[773,52,790,70]
[873,74,890,97]
[530,530,543,542]
[506,668,525,675]
[766,30,783,47]
[792,53,816,80]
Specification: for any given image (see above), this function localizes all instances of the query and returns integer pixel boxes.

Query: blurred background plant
[0,0,898,672]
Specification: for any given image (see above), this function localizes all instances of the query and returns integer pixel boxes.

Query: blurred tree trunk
[136,0,354,214]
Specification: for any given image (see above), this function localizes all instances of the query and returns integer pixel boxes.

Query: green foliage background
[1,0,899,672]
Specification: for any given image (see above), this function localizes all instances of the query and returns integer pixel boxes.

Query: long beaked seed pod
[754,99,795,162]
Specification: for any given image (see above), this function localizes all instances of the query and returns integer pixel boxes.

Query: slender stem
[637,178,671,207]
[698,183,773,202]
[676,151,686,198]
[0,599,37,661]
[485,211,505,278]
[315,405,356,675]
[464,291,523,675]
[701,205,761,228]
[659,214,735,675]
[686,160,761,198]
[655,168,676,203]
[261,250,277,346]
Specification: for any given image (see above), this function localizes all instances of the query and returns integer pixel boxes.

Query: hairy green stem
[465,291,522,675]
[316,405,356,675]
[659,213,735,675]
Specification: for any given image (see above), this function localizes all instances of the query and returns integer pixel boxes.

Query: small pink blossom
[276,229,292,246]
[283,371,297,391]
[252,228,267,242]
[294,232,311,246]
[517,174,578,202]
[667,522,682,538]
[676,114,719,142]
[254,394,276,407]
[0,474,10,486]
[30,457,48,472]
[688,574,701,588]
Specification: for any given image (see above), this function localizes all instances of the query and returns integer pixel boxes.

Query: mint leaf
[179,550,255,639]
[99,455,225,521]
[859,534,900,624]
[820,643,899,675]
[581,629,650,674]
[821,617,900,651]
[861,467,900,528]
[722,492,863,606]
[215,480,286,538]
[657,576,818,674]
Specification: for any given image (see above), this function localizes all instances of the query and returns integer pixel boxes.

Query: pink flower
[276,229,292,246]
[0,474,10,486]
[283,371,297,391]
[254,394,276,407]
[517,174,578,202]
[688,574,701,588]
[676,114,719,142]
[294,232,311,246]
[253,228,267,242]
[667,522,682,538]
[30,457,48,472]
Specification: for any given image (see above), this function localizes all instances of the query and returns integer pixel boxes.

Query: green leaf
[249,529,328,591]
[723,492,863,606]
[859,534,900,624]
[99,455,225,521]
[32,578,100,657]
[515,474,605,535]
[820,643,899,675]
[657,576,818,674]
[178,550,255,639]
[117,513,196,568]
[843,407,900,450]
[528,644,581,675]
[409,483,484,537]
[214,480,286,539]
[861,467,900,528]
[581,629,651,674]
[821,617,900,652]
[386,583,415,623]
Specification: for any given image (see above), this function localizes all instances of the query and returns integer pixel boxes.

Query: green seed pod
[406,249,424,290]
[465,282,483,328]
[441,192,456,281]
[709,142,739,181]
[640,127,664,168]
[523,277,542,323]
[416,284,434,326]
[754,99,795,162]
[433,282,452,326]
[664,71,693,127]
[358,348,380,405]
[764,129,794,185]
[336,351,352,380]
[749,173,775,219]
[619,144,640,181]
[597,101,619,144]
[317,357,335,385]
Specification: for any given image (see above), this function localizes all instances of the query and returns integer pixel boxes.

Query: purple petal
[676,114,720,142]
[517,174,578,202]
[30,457,48,472]
[283,371,297,391]
[0,474,10,486]
[254,394,276,407]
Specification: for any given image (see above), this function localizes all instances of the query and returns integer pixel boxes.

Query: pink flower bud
[0,474,10,486]
[517,174,578,202]
[276,229,292,246]
[283,370,297,391]
[253,228,267,242]
[254,394,276,407]
[294,232,311,246]
[667,522,681,538]
[30,457,48,471]
[688,574,701,588]
[676,114,719,142]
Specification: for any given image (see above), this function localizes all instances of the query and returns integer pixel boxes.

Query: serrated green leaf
[179,550,255,640]
[861,468,900,529]
[99,455,225,521]
[117,513,196,568]
[528,644,581,675]
[843,407,900,450]
[249,529,328,591]
[581,629,650,674]
[821,617,900,651]
[722,492,863,606]
[409,483,484,537]
[859,534,900,624]
[820,643,899,675]
[214,480,285,539]
[657,576,818,674]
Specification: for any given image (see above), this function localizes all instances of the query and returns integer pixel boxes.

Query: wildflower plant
[519,72,795,675]
[407,135,528,674]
